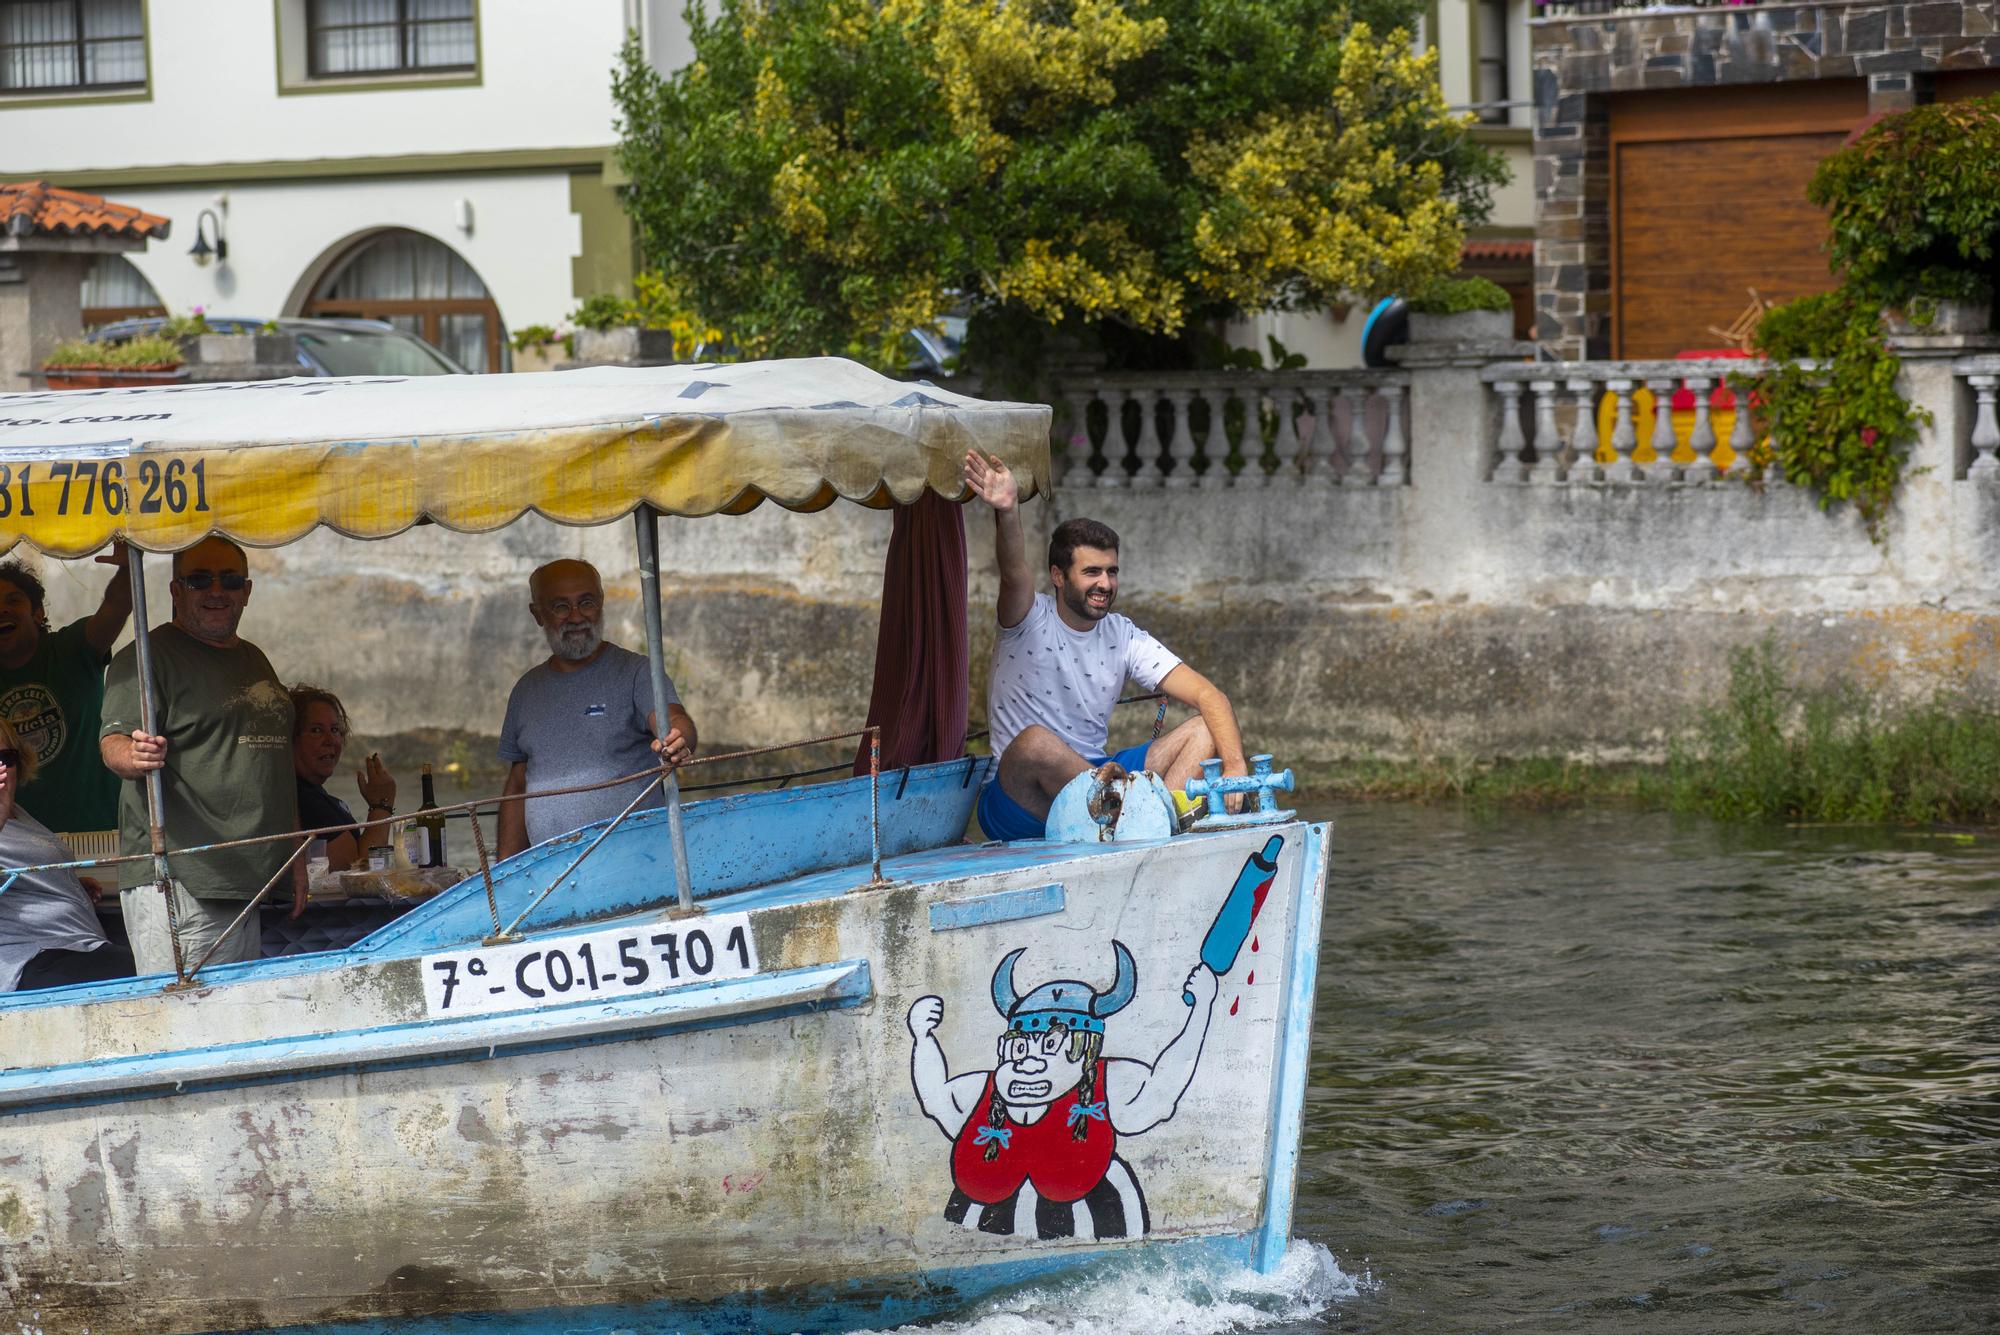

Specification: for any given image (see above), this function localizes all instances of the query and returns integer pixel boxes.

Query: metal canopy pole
[125,545,186,982]
[634,504,698,917]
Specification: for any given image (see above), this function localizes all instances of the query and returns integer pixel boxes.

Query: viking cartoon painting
[905,834,1285,1241]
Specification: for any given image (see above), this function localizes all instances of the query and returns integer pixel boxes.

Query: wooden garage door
[1612,82,1867,359]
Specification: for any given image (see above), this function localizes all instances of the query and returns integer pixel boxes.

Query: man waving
[963,451,1248,841]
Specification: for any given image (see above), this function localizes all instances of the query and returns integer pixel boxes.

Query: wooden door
[1610,82,1868,359]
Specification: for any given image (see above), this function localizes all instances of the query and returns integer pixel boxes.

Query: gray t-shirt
[497,643,678,849]
[0,809,109,991]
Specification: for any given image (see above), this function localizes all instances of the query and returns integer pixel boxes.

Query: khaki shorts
[121,880,262,977]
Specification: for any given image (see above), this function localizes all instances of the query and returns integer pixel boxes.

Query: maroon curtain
[854,491,969,774]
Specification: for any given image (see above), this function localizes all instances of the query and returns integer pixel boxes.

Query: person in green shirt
[100,537,300,976]
[0,545,132,836]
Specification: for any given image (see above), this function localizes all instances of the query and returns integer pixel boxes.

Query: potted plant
[509,323,571,373]
[42,332,184,389]
[1406,276,1516,343]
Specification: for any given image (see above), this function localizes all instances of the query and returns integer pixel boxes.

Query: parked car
[89,316,468,377]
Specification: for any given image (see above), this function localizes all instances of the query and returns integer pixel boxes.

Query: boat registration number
[421,913,759,1017]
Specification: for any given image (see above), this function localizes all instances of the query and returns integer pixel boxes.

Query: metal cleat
[1185,754,1296,829]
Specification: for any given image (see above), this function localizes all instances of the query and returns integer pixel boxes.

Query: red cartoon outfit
[951,1072,1115,1204]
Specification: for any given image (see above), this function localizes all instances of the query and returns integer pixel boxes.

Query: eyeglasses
[542,594,602,619]
[177,571,247,592]
[0,749,21,769]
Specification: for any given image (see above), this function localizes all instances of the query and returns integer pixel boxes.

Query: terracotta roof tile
[1462,238,1533,263]
[1,181,171,241]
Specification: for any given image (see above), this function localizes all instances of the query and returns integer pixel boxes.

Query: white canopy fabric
[0,359,1052,557]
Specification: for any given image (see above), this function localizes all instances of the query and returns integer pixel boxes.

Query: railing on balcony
[1957,355,2000,478]
[1052,371,1412,490]
[1481,360,1769,485]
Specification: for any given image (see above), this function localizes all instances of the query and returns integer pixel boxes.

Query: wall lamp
[189,208,228,266]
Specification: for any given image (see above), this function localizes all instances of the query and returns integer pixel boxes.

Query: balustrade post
[1097,388,1131,489]
[1163,387,1199,488]
[1132,387,1167,488]
[1527,380,1561,484]
[1970,375,2000,478]
[1605,378,1639,483]
[1377,386,1407,486]
[1058,387,1094,487]
[1683,376,1719,482]
[1268,382,1302,487]
[1338,385,1369,484]
[1492,379,1527,483]
[1645,376,1681,483]
[1200,384,1233,489]
[1313,385,1343,484]
[1726,385,1756,479]
[1566,377,1599,485]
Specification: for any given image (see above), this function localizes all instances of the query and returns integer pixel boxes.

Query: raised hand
[963,450,1018,513]
[907,994,944,1038]
[355,754,396,811]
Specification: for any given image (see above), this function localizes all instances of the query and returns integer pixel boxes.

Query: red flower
[1861,426,1879,447]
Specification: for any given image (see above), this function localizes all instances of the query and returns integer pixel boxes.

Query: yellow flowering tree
[612,0,1502,378]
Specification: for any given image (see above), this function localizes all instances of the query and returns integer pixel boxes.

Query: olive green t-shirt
[0,618,120,833]
[100,624,297,899]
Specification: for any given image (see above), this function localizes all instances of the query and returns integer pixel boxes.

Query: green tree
[611,0,1503,381]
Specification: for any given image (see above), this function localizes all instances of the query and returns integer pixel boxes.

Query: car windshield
[292,327,462,376]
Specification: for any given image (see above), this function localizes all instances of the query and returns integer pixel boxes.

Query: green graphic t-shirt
[0,619,120,833]
[100,624,297,900]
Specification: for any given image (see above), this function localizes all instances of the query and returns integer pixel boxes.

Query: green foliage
[1407,275,1511,314]
[1809,94,2000,307]
[42,338,101,368]
[1735,97,2000,541]
[44,334,181,368]
[159,309,211,339]
[610,0,1503,376]
[510,323,561,351]
[1667,638,2000,825]
[570,294,634,332]
[110,333,183,367]
[1741,288,1929,542]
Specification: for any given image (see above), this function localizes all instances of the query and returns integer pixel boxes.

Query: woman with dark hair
[289,684,395,872]
[0,714,134,991]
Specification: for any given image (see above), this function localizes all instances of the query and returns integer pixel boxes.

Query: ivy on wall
[1741,95,2000,542]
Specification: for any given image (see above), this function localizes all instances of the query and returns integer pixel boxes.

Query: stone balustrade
[1958,355,2000,479]
[1051,371,1412,490]
[1480,359,1769,485]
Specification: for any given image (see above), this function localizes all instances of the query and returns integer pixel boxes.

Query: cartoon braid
[1070,1030,1104,1143]
[982,1076,1009,1161]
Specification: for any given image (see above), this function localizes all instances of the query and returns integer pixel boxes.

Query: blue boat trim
[1254,822,1329,1273]
[0,959,871,1116]
[271,1233,1259,1334]
[928,882,1066,931]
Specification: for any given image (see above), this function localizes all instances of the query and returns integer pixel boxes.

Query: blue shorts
[975,742,1153,842]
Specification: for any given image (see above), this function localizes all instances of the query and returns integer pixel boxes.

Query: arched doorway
[302,229,504,371]
[81,255,165,329]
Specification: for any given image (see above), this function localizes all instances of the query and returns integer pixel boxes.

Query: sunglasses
[0,749,20,769]
[177,571,247,592]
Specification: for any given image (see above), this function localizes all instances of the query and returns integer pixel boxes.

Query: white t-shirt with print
[986,592,1183,764]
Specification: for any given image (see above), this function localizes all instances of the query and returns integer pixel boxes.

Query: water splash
[849,1239,1359,1335]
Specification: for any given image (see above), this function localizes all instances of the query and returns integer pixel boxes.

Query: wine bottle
[416,763,447,868]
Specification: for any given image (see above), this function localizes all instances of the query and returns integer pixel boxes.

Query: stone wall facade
[1532,0,2000,359]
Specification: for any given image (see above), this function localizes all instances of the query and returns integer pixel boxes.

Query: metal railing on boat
[0,725,901,991]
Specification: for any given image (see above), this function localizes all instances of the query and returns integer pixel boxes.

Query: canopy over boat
[0,358,1052,557]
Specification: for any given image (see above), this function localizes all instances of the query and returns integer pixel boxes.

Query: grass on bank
[1305,640,2000,826]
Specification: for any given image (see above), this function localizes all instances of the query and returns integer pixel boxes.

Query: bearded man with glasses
[495,559,698,859]
[99,537,301,975]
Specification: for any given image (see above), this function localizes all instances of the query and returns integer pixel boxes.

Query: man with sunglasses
[495,559,698,859]
[99,537,299,975]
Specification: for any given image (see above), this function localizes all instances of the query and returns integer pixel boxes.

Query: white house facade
[1,0,697,369]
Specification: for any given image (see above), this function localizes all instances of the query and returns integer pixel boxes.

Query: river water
[864,800,2000,1334]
